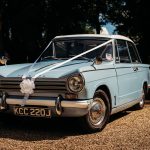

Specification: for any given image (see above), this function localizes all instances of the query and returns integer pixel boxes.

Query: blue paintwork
[0,60,94,78]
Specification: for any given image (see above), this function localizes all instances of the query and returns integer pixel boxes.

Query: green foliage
[0,0,149,63]
[105,0,150,63]
[0,0,108,63]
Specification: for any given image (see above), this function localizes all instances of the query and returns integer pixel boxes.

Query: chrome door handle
[133,67,138,71]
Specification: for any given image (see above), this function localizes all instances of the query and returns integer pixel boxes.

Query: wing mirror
[94,55,102,65]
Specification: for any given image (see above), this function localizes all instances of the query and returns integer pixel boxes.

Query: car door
[127,41,144,98]
[114,39,138,105]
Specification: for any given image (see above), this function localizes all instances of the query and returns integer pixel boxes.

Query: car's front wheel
[81,90,111,132]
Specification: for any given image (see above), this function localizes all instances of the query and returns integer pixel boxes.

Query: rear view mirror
[0,56,8,65]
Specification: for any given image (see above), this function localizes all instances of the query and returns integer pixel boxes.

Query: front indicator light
[65,93,78,99]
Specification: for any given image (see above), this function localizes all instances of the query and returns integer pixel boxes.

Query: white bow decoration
[20,79,35,106]
[20,79,35,95]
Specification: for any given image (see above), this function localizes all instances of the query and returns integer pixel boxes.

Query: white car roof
[55,34,133,43]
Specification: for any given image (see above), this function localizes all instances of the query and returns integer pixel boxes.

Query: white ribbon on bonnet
[20,39,113,105]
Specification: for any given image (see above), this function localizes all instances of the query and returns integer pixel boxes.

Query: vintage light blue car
[0,34,149,132]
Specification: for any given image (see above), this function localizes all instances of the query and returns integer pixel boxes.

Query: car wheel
[81,90,111,132]
[134,87,146,110]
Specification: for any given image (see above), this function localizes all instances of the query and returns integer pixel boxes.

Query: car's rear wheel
[81,90,111,132]
[134,86,146,110]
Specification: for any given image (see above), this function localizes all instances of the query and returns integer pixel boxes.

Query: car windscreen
[41,38,113,61]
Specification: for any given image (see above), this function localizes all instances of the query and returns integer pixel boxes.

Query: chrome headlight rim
[67,73,85,93]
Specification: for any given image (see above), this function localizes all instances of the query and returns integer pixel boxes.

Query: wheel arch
[96,85,112,110]
[143,81,148,95]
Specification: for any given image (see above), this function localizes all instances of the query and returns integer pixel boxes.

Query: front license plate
[13,107,51,118]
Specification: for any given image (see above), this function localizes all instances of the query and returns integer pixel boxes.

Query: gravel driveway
[0,101,150,150]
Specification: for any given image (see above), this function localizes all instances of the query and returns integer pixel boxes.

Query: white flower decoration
[20,79,35,95]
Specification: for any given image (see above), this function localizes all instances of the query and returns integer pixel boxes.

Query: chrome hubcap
[89,98,106,126]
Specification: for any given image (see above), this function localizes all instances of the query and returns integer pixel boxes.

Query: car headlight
[67,74,84,93]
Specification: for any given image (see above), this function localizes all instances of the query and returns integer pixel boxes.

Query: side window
[116,40,131,63]
[127,42,141,63]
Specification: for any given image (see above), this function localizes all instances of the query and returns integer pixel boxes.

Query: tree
[0,0,108,64]
[2,0,148,64]
[105,0,150,63]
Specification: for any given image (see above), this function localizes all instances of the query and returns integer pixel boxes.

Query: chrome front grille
[0,78,22,92]
[35,79,67,92]
[0,77,67,93]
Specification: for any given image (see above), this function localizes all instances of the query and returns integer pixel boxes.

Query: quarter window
[116,40,131,63]
[127,42,140,63]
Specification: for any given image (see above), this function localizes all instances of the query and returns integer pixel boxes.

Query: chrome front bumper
[6,98,92,108]
[5,98,93,117]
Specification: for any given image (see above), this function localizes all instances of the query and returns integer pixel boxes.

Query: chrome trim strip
[6,98,92,109]
[61,100,92,108]
[111,99,140,115]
